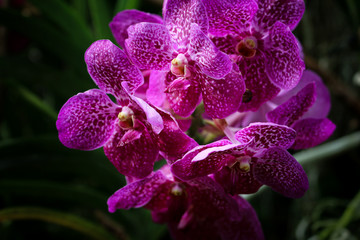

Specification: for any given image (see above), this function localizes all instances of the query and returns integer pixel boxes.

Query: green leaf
[17,85,57,120]
[29,0,93,48]
[114,0,140,14]
[0,207,116,240]
[88,0,113,39]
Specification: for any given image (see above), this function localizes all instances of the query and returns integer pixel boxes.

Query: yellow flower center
[171,53,191,78]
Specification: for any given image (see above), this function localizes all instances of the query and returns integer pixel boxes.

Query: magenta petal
[125,22,174,70]
[85,40,143,100]
[291,118,336,149]
[254,0,305,32]
[201,70,245,119]
[266,82,316,126]
[238,53,281,112]
[265,22,305,90]
[131,96,164,134]
[213,166,263,195]
[56,89,119,150]
[110,9,163,48]
[235,122,297,150]
[203,0,258,36]
[107,171,167,212]
[171,140,234,180]
[189,23,232,79]
[231,196,265,240]
[164,0,208,48]
[104,125,159,178]
[301,71,331,119]
[157,111,199,163]
[210,35,238,55]
[166,74,202,118]
[254,147,309,198]
[146,71,167,107]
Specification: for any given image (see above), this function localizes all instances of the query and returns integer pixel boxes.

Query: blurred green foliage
[0,0,359,239]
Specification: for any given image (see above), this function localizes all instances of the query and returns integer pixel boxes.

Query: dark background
[0,0,359,239]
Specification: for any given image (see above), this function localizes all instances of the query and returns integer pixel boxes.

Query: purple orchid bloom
[203,0,305,111]
[266,70,336,149]
[56,39,197,178]
[124,0,245,119]
[108,165,264,240]
[171,123,309,198]
[110,9,163,49]
[227,70,336,149]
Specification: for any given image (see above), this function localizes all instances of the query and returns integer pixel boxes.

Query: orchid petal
[231,196,265,240]
[146,70,167,107]
[264,22,305,90]
[189,23,232,79]
[254,147,309,198]
[291,118,336,149]
[171,140,235,180]
[107,171,167,212]
[125,22,174,70]
[104,125,159,178]
[85,40,143,101]
[56,89,119,150]
[203,0,258,36]
[301,71,331,119]
[110,9,163,48]
[235,122,297,150]
[238,53,281,112]
[201,70,245,119]
[131,96,164,134]
[254,0,305,32]
[166,74,202,118]
[266,82,316,126]
[213,166,263,194]
[164,0,208,48]
[157,110,199,163]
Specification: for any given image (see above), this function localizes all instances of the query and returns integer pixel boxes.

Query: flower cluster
[56,0,336,239]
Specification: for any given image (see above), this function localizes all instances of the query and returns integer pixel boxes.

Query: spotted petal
[110,9,163,48]
[163,0,208,48]
[291,118,336,149]
[301,71,331,119]
[254,0,305,32]
[56,89,119,150]
[157,110,199,163]
[125,22,174,70]
[202,0,258,36]
[213,166,263,195]
[107,171,168,212]
[189,23,232,79]
[171,140,251,181]
[103,124,159,178]
[201,70,245,118]
[85,40,143,101]
[235,122,297,150]
[146,70,167,107]
[266,82,316,126]
[254,147,309,198]
[238,52,281,112]
[166,73,202,118]
[131,96,164,134]
[264,22,305,90]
